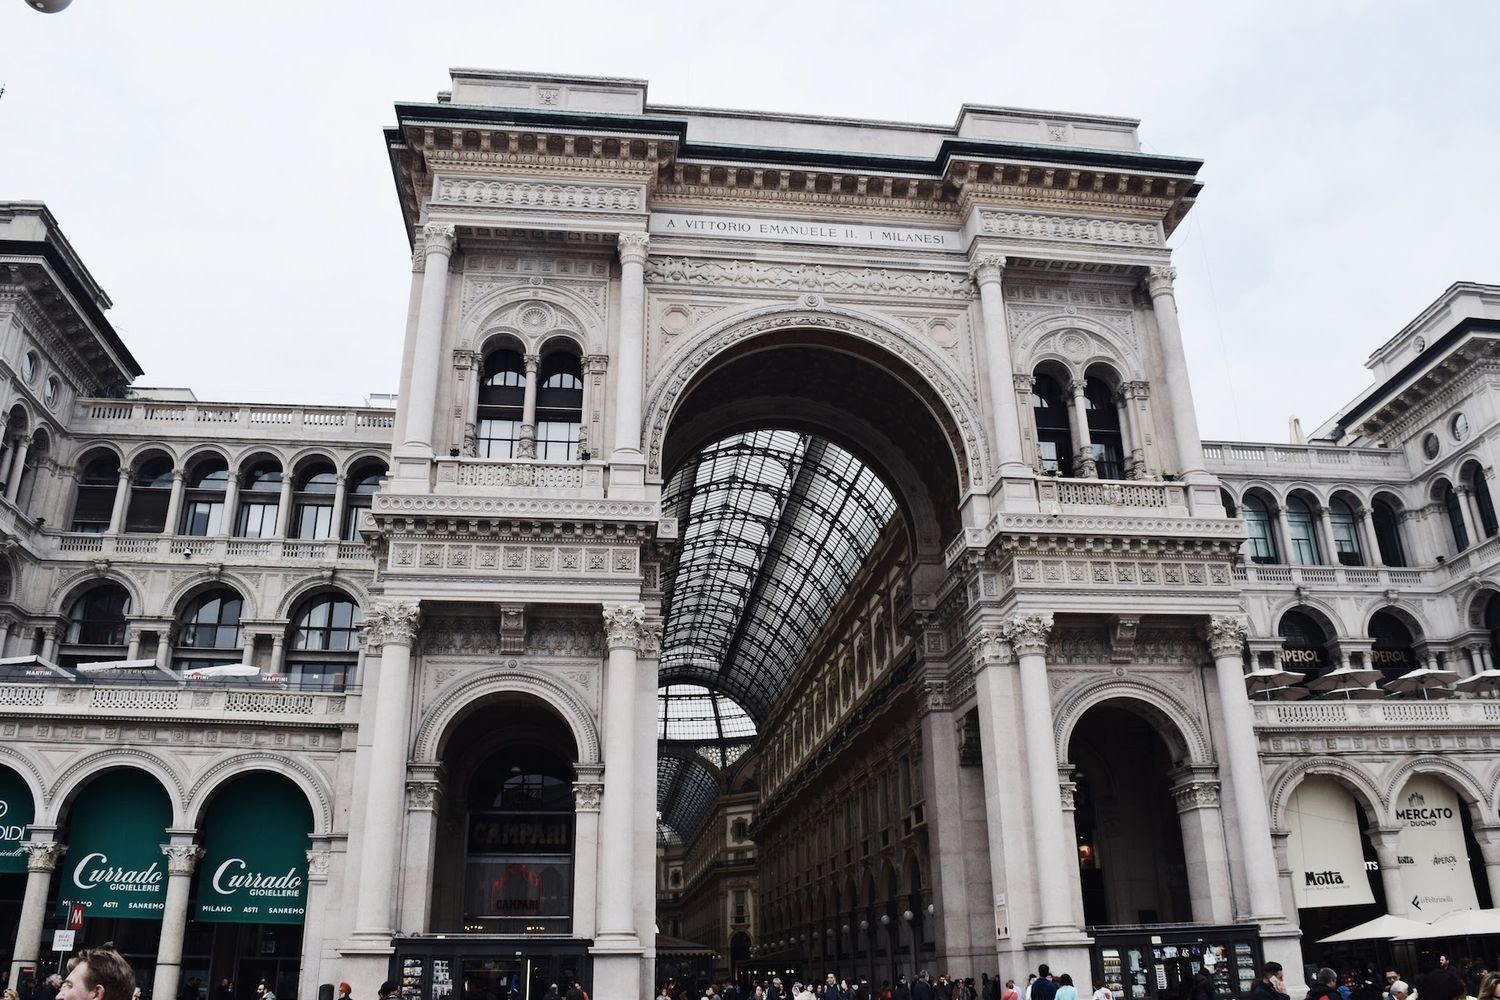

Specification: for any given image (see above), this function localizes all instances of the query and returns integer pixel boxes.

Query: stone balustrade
[1203,440,1406,476]
[1036,475,1188,511]
[433,457,607,497]
[1252,698,1500,728]
[71,398,396,440]
[0,679,350,720]
[1233,562,1428,588]
[50,533,372,563]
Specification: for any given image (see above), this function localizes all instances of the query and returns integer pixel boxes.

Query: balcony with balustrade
[47,531,374,565]
[1203,440,1410,481]
[70,397,396,443]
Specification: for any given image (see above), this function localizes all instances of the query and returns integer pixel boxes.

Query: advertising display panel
[0,766,35,874]
[194,772,312,924]
[62,770,171,918]
[1286,777,1375,909]
[1395,775,1480,920]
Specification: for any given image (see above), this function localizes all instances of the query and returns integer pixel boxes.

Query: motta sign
[1287,777,1374,909]
[648,211,963,251]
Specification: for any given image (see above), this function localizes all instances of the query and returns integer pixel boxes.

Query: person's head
[1439,958,1451,970]
[256,987,268,998]
[1060,977,1073,988]
[1260,964,1283,984]
[1008,982,1016,991]
[61,949,136,1000]
[1389,981,1409,1000]
[828,977,836,986]
[379,984,395,999]
[1040,968,1051,980]
[6,988,20,1000]
[338,986,351,999]
[1478,972,1500,1000]
[49,978,63,989]
[1319,971,1337,987]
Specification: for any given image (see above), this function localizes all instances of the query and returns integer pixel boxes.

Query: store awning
[656,933,714,955]
[1394,909,1500,938]
[1318,914,1433,942]
[0,765,36,874]
[195,772,312,924]
[63,769,172,920]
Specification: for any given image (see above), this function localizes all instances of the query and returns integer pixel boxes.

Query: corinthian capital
[603,603,649,651]
[423,223,457,256]
[1146,266,1177,297]
[617,232,650,265]
[1001,612,1054,656]
[968,627,1009,668]
[968,254,1007,287]
[1204,613,1249,659]
[22,841,66,873]
[364,600,421,648]
[161,843,204,876]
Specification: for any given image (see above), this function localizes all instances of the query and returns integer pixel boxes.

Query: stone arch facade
[1264,595,1346,640]
[1052,674,1214,766]
[273,575,371,621]
[46,565,146,618]
[185,752,336,834]
[158,568,262,621]
[642,302,988,490]
[1266,757,1385,828]
[0,744,49,815]
[1383,754,1492,825]
[1014,313,1144,383]
[412,667,602,764]
[45,747,188,827]
[464,286,604,357]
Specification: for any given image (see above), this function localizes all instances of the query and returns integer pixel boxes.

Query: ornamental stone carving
[22,841,66,872]
[305,849,332,881]
[968,627,1008,668]
[1146,266,1177,297]
[423,223,457,257]
[573,782,604,812]
[603,603,649,651]
[161,843,204,876]
[1204,614,1249,659]
[406,780,442,812]
[1170,780,1221,812]
[1002,613,1054,656]
[617,232,650,265]
[968,254,1007,287]
[364,601,421,648]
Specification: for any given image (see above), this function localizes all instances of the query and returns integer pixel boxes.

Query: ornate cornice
[364,600,421,648]
[1204,613,1249,659]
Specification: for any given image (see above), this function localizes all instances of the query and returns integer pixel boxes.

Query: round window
[43,376,59,409]
[1452,412,1470,442]
[1423,433,1441,460]
[20,351,37,384]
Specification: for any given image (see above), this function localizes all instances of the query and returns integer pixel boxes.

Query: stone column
[1274,504,1295,565]
[9,839,65,988]
[1314,506,1339,565]
[352,601,420,937]
[1459,487,1482,548]
[518,353,541,458]
[400,223,457,458]
[1115,387,1140,479]
[968,254,1028,476]
[451,349,478,457]
[152,841,204,1000]
[610,234,649,465]
[274,474,295,537]
[164,469,186,535]
[269,634,286,674]
[1369,827,1408,916]
[298,847,334,1000]
[1481,645,1496,673]
[108,467,131,533]
[1356,507,1383,567]
[217,473,240,539]
[329,476,348,543]
[1005,613,1084,939]
[4,435,30,504]
[581,355,608,461]
[572,765,604,941]
[398,774,443,931]
[0,618,14,658]
[240,631,258,667]
[1145,267,1207,479]
[1170,775,1233,923]
[1471,825,1500,906]
[597,604,645,940]
[1206,615,1284,921]
[155,626,176,669]
[1068,379,1097,478]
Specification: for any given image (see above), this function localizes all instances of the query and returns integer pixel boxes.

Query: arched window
[477,349,526,459]
[1285,496,1322,565]
[536,351,584,461]
[127,455,174,533]
[1277,609,1331,679]
[1242,495,1280,564]
[173,588,243,671]
[292,461,337,539]
[1464,461,1498,539]
[1084,377,1125,480]
[1442,482,1470,552]
[1030,373,1073,476]
[1329,498,1364,566]
[72,453,120,533]
[235,460,283,538]
[1369,610,1418,680]
[341,463,384,541]
[62,584,132,667]
[286,592,361,690]
[182,458,229,536]
[1372,497,1406,567]
[17,431,50,514]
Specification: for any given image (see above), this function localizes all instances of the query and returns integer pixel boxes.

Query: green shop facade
[2,766,316,1000]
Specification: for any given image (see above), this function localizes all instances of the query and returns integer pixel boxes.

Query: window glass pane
[183,501,223,536]
[1286,498,1322,565]
[536,420,580,461]
[478,419,523,459]
[236,502,279,538]
[342,501,370,541]
[295,503,333,539]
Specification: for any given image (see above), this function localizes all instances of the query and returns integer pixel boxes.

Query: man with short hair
[1309,969,1340,1000]
[58,948,137,1000]
[1033,968,1059,1000]
[257,984,277,1000]
[913,974,934,1000]
[1251,964,1288,1000]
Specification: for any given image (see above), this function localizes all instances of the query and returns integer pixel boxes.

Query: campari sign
[0,766,36,874]
[62,770,171,919]
[194,772,312,925]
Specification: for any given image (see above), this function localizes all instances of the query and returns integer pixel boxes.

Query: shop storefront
[0,766,35,976]
[389,938,593,1000]
[1090,926,1262,1000]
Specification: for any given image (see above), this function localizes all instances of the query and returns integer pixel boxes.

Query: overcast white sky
[2,1,1497,443]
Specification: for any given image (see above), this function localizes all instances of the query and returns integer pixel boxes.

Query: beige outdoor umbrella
[1319,913,1433,942]
[1384,666,1459,699]
[1307,665,1384,698]
[1453,669,1500,694]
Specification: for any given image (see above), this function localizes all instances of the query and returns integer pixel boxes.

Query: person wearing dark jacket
[1032,970,1058,1000]
[1250,964,1289,1000]
[913,977,933,1000]
[1308,970,1341,1000]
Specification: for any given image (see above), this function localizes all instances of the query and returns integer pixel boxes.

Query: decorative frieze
[432,176,645,214]
[978,210,1162,248]
[527,617,605,658]
[644,257,973,300]
[387,540,638,577]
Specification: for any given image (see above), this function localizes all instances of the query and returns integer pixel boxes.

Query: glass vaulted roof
[658,683,757,742]
[656,752,721,848]
[659,430,897,723]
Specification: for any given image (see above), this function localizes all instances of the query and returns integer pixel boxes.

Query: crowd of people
[656,964,1121,1000]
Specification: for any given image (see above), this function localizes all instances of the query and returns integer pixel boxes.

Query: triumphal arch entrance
[335,69,1291,999]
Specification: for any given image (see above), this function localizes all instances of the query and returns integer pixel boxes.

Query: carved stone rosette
[1204,614,1249,659]
[968,253,1007,287]
[617,232,650,266]
[364,601,421,648]
[22,841,66,873]
[603,603,649,652]
[1002,612,1054,657]
[161,843,204,876]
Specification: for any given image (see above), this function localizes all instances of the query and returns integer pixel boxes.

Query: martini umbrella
[1307,665,1383,698]
[1384,666,1458,698]
[1453,669,1500,694]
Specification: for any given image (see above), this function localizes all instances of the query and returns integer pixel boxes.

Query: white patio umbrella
[1384,666,1459,699]
[1453,669,1500,694]
[1263,683,1311,701]
[1319,913,1433,943]
[1418,908,1500,936]
[75,657,166,674]
[182,663,260,678]
[1244,666,1306,696]
[1307,665,1384,698]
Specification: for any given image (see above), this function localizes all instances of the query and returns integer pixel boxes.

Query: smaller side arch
[185,752,335,835]
[1384,755,1492,826]
[46,567,145,618]
[45,748,188,828]
[1053,674,1213,766]
[1266,757,1384,829]
[0,745,49,813]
